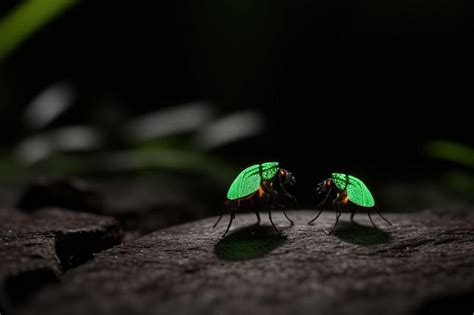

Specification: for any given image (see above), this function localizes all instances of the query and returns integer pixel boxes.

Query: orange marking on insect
[343,196,349,204]
[258,186,265,198]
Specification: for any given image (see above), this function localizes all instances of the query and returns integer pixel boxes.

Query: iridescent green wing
[227,162,279,200]
[331,173,375,207]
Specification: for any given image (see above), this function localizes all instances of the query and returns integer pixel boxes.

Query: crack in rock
[0,208,122,311]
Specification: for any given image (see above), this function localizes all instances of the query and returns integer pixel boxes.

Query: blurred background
[0,0,472,236]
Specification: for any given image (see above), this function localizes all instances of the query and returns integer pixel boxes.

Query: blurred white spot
[16,126,102,164]
[53,126,101,151]
[23,81,75,129]
[127,101,214,141]
[15,135,53,164]
[195,110,265,149]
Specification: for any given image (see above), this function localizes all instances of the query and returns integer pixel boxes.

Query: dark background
[0,1,472,214]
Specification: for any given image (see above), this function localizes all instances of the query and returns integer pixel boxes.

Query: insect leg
[222,206,236,237]
[272,199,294,225]
[274,201,286,208]
[254,208,261,225]
[247,199,260,224]
[263,183,293,226]
[268,205,281,235]
[350,210,356,223]
[308,209,323,225]
[213,212,224,228]
[282,209,294,226]
[264,189,281,235]
[374,206,393,226]
[327,202,342,234]
[213,200,230,228]
[270,201,294,225]
[367,208,379,229]
[279,180,298,208]
[308,187,332,225]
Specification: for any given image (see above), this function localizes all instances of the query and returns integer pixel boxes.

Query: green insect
[308,173,392,233]
[214,162,297,237]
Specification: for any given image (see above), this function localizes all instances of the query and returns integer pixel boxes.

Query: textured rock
[19,210,474,315]
[0,208,122,311]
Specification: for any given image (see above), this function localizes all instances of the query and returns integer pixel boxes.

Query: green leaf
[0,0,76,60]
[425,140,474,169]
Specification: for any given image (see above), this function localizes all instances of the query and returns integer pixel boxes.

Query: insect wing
[226,162,279,200]
[332,173,375,207]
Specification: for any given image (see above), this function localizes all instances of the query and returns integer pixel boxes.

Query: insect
[213,162,297,237]
[308,173,392,233]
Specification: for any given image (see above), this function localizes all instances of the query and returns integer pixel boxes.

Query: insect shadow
[214,224,287,261]
[332,221,393,246]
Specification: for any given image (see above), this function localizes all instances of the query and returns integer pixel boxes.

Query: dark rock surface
[0,208,122,311]
[17,210,474,315]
